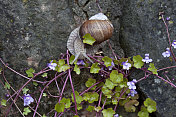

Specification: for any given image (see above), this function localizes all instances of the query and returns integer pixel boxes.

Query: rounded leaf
[90,63,100,74]
[102,108,115,117]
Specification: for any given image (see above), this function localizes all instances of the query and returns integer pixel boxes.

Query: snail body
[67,13,114,64]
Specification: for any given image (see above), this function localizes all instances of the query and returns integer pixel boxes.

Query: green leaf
[43,93,47,97]
[102,56,112,67]
[4,82,10,89]
[88,92,99,103]
[114,92,120,98]
[94,106,101,112]
[1,99,7,106]
[133,55,144,68]
[25,68,35,77]
[101,96,112,105]
[77,104,82,110]
[73,115,79,117]
[22,87,29,94]
[71,91,83,104]
[124,100,139,112]
[0,68,2,73]
[105,79,116,90]
[85,62,89,67]
[102,86,112,98]
[114,60,119,65]
[148,63,158,75]
[138,106,149,117]
[119,98,130,106]
[115,73,123,84]
[58,64,70,72]
[85,78,96,90]
[138,111,149,117]
[83,92,99,103]
[60,98,71,109]
[58,59,65,66]
[86,105,95,112]
[42,73,48,77]
[168,20,173,25]
[90,63,100,74]
[119,78,128,88]
[83,33,96,45]
[83,93,90,101]
[115,86,122,92]
[42,114,47,117]
[23,107,31,116]
[141,105,148,111]
[147,105,156,113]
[110,70,123,84]
[55,102,65,113]
[112,98,118,105]
[102,108,115,117]
[144,98,157,113]
[74,64,80,75]
[33,81,38,86]
[69,55,77,64]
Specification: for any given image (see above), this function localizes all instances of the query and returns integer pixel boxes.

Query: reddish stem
[66,50,78,115]
[33,72,66,117]
[161,14,176,62]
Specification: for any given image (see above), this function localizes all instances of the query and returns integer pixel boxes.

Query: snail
[67,13,114,64]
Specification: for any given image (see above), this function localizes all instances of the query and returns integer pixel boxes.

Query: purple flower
[77,59,85,65]
[5,94,10,98]
[166,17,170,21]
[47,60,57,70]
[127,81,136,90]
[108,61,115,70]
[23,94,34,106]
[172,40,176,48]
[122,61,131,70]
[162,48,171,57]
[132,79,137,83]
[128,89,137,97]
[114,114,119,117]
[142,54,152,63]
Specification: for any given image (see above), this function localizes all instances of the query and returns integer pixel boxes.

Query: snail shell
[79,20,113,46]
[67,13,114,64]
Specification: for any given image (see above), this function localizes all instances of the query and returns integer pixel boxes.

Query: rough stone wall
[120,0,176,117]
[0,0,123,116]
[0,0,176,117]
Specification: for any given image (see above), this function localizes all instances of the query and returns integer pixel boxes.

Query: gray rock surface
[0,0,123,116]
[120,0,176,117]
[0,0,176,116]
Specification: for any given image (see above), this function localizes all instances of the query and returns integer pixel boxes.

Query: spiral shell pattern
[79,20,113,45]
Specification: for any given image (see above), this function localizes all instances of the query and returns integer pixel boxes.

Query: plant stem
[157,65,176,71]
[58,75,69,102]
[66,50,78,115]
[33,71,66,117]
[96,0,103,13]
[161,14,176,62]
[0,58,48,84]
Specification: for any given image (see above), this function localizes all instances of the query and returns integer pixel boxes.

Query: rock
[120,0,176,117]
[2,0,175,116]
[0,0,75,116]
[78,0,89,7]
[0,0,123,116]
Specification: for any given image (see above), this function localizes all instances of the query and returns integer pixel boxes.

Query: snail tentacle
[70,52,93,64]
[82,53,93,63]
[71,52,80,64]
[67,13,114,64]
